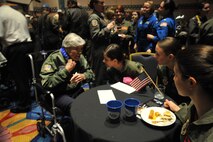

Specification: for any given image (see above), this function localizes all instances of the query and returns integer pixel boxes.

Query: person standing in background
[104,6,116,24]
[147,0,176,43]
[62,0,91,63]
[130,10,140,53]
[37,3,61,51]
[88,0,115,86]
[198,17,213,45]
[111,5,134,57]
[188,2,210,45]
[0,0,33,113]
[134,1,158,53]
[63,0,89,40]
[131,11,140,36]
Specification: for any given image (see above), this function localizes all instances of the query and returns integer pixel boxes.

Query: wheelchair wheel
[37,121,46,137]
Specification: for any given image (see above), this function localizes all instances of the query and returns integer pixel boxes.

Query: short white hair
[62,33,85,49]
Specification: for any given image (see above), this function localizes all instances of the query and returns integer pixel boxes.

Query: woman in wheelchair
[103,44,144,84]
[40,33,95,115]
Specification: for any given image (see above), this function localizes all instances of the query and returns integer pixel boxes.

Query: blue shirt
[135,14,158,52]
[153,17,176,42]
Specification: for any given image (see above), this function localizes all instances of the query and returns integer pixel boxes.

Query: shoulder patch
[160,22,168,27]
[43,64,52,71]
[91,20,98,27]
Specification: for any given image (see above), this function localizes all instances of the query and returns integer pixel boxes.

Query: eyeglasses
[68,48,82,54]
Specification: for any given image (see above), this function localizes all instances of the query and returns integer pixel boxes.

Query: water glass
[154,84,165,100]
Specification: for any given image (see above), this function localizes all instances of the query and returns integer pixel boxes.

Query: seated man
[40,33,95,115]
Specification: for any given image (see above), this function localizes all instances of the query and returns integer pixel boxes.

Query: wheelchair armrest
[33,82,51,95]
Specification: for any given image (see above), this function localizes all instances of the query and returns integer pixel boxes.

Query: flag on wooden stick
[129,72,150,91]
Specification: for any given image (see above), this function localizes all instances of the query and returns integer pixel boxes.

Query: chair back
[129,52,158,82]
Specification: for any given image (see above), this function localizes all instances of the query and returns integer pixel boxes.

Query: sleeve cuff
[104,27,110,33]
[60,69,70,79]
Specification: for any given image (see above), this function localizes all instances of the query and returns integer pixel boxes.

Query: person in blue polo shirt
[147,0,176,43]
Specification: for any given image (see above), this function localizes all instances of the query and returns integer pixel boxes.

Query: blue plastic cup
[106,100,123,123]
[124,98,141,122]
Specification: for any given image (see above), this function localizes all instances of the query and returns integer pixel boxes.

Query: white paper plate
[140,107,176,127]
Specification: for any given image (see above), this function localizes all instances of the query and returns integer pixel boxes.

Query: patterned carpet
[0,106,51,142]
[0,83,90,142]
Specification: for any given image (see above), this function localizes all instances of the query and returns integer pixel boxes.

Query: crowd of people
[0,0,212,141]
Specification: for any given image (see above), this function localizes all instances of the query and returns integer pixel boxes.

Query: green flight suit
[175,102,213,142]
[88,11,111,86]
[106,60,143,84]
[40,50,94,95]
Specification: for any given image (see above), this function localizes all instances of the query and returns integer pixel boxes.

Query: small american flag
[130,72,150,91]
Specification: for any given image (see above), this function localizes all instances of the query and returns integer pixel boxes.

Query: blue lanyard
[60,47,70,60]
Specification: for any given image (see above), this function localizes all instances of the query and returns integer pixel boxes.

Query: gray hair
[62,33,85,49]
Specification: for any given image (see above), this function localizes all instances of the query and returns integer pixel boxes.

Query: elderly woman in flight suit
[40,33,94,115]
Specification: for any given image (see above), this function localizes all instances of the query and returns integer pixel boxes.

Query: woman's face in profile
[158,1,165,16]
[103,54,114,68]
[173,63,190,97]
[155,44,169,65]
[94,0,105,13]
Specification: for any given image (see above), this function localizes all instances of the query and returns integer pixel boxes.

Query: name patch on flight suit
[160,22,168,27]
[43,64,52,71]
[91,20,98,27]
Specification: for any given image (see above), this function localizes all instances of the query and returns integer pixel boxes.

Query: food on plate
[148,109,174,124]
[141,107,176,126]
[151,120,164,124]
[155,111,161,117]
[163,111,172,117]
[148,109,154,119]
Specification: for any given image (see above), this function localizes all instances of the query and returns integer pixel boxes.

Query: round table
[70,85,181,142]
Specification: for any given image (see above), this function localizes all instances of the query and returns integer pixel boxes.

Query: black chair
[28,50,66,142]
[129,52,158,82]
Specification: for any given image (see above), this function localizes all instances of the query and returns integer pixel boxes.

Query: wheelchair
[28,50,66,142]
